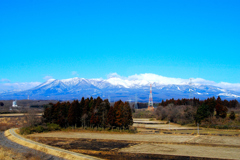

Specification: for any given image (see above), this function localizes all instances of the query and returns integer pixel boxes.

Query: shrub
[47,123,60,131]
[20,123,61,135]
[20,127,32,135]
[229,111,236,120]
[34,125,44,133]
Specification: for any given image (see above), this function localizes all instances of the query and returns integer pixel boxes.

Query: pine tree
[122,102,133,129]
[90,113,96,128]
[67,100,79,128]
[114,100,124,128]
[215,96,228,118]
[81,98,90,127]
[107,107,115,129]
[195,103,211,124]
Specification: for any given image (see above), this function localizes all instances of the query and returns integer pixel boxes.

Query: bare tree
[24,109,40,127]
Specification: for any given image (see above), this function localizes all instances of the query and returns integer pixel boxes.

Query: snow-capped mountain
[1,73,240,101]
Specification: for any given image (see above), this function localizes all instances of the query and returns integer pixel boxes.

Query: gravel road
[0,131,64,160]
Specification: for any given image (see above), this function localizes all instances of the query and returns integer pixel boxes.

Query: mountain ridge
[1,74,240,101]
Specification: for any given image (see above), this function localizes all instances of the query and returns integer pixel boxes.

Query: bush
[47,123,60,131]
[34,125,44,133]
[229,111,236,120]
[20,127,32,135]
[20,123,61,135]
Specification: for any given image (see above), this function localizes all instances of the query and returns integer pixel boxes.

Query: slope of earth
[0,132,63,160]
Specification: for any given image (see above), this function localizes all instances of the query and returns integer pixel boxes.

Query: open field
[28,131,240,160]
[25,118,240,159]
[28,131,240,147]
[27,137,226,160]
[2,116,240,159]
[134,118,240,136]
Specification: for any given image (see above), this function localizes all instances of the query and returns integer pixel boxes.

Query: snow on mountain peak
[105,73,189,87]
[2,73,240,95]
[1,73,240,101]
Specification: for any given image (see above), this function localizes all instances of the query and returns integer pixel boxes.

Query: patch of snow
[218,93,240,98]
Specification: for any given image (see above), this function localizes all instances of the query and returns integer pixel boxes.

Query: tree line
[195,96,237,124]
[160,97,239,108]
[158,96,239,124]
[43,97,133,129]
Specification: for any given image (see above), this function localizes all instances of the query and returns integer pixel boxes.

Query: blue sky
[0,0,240,83]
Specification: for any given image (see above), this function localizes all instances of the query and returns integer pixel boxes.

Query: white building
[12,100,18,107]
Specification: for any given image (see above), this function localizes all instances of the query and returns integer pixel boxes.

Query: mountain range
[1,73,240,102]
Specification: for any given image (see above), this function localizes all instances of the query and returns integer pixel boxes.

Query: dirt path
[0,131,63,160]
[0,113,42,117]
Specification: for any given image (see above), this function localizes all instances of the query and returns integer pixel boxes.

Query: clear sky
[1,0,240,83]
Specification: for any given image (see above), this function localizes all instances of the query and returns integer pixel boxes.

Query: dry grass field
[24,118,240,159]
[2,115,240,159]
[0,112,42,131]
[0,146,42,160]
[0,117,26,131]
[28,130,240,160]
[133,118,240,136]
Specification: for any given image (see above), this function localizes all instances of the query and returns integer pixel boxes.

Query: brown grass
[0,146,41,160]
[0,117,27,131]
[0,114,43,131]
[133,109,155,118]
[60,126,137,134]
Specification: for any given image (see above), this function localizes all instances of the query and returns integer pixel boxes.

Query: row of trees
[160,97,239,108]
[158,96,239,124]
[160,98,200,106]
[195,96,229,124]
[43,97,133,129]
